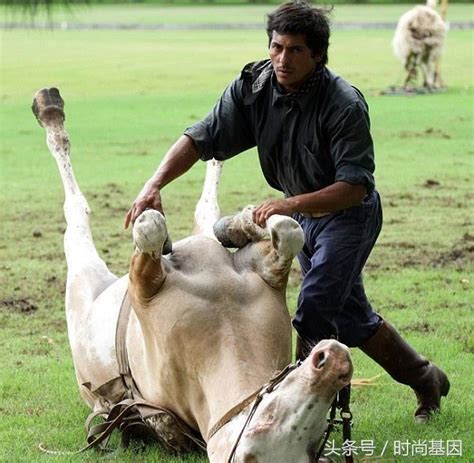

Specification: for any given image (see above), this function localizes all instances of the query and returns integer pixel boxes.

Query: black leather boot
[360,320,450,423]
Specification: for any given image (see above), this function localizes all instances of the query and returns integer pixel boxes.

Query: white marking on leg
[42,121,116,313]
[45,124,101,264]
[193,159,223,238]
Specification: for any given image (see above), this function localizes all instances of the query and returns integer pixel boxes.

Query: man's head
[266,1,331,65]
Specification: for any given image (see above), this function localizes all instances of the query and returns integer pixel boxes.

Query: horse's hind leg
[213,205,267,248]
[193,159,223,238]
[213,207,304,289]
[32,88,117,308]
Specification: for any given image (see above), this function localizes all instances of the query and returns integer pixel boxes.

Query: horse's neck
[198,350,279,438]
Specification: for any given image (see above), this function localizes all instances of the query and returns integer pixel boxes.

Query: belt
[300,211,330,219]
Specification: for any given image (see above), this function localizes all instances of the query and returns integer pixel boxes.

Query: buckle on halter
[340,411,353,420]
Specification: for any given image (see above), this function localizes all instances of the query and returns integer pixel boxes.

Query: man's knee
[293,290,382,347]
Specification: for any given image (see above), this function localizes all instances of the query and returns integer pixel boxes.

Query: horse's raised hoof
[133,209,170,255]
[32,88,65,127]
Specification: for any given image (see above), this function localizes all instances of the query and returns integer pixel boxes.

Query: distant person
[125,1,449,424]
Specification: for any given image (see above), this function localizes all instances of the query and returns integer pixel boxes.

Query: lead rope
[226,361,302,463]
[338,385,354,463]
[226,393,264,463]
[314,398,338,462]
[312,385,353,463]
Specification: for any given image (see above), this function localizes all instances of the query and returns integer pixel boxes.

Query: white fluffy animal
[392,0,447,89]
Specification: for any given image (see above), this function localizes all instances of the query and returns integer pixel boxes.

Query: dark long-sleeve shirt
[184,59,375,197]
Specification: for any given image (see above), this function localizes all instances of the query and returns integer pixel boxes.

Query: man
[125,1,449,423]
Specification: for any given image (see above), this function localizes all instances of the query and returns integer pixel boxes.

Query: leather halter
[208,359,353,463]
[208,361,302,441]
[210,361,303,462]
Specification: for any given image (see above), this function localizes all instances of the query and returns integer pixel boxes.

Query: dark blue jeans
[292,190,383,347]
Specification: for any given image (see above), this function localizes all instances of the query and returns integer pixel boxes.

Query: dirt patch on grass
[384,188,472,208]
[460,336,474,354]
[44,275,66,294]
[422,179,441,188]
[0,297,38,314]
[87,184,128,216]
[286,235,471,275]
[431,233,474,267]
[38,251,64,262]
[398,127,451,139]
[369,235,474,270]
[403,321,433,334]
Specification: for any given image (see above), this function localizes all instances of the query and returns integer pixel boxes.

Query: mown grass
[1,5,473,462]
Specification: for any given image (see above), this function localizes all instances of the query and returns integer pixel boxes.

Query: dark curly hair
[266,1,332,65]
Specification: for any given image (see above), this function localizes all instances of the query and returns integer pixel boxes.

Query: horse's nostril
[317,351,326,369]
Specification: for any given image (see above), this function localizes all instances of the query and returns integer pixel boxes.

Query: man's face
[269,31,319,93]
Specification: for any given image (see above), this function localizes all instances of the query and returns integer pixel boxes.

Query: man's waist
[297,191,375,219]
[299,211,331,219]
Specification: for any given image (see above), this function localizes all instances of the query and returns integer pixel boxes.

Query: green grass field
[1,4,473,462]
[2,3,474,24]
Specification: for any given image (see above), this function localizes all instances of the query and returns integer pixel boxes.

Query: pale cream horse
[33,88,352,462]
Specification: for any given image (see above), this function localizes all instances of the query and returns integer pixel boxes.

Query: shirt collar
[271,64,324,109]
[251,61,274,94]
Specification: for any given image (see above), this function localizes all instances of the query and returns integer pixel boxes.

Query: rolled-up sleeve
[184,78,256,161]
[328,100,375,192]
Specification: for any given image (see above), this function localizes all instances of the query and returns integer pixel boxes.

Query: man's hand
[252,198,296,227]
[124,184,163,229]
[252,183,368,227]
[124,135,201,229]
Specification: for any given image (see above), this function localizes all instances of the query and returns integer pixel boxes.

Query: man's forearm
[288,181,367,215]
[125,135,201,228]
[147,135,200,190]
[252,181,368,227]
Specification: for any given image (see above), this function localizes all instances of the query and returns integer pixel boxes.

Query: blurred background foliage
[2,0,472,10]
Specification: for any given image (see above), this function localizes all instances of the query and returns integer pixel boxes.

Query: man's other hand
[124,185,163,229]
[252,198,295,227]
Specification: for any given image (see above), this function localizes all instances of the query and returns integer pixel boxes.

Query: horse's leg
[193,159,224,238]
[214,207,304,290]
[129,209,169,303]
[213,205,266,248]
[33,88,120,410]
[33,88,117,312]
